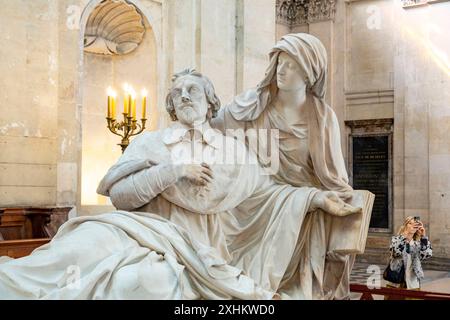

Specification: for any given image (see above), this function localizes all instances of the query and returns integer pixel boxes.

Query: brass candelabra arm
[106,117,125,138]
[129,118,147,137]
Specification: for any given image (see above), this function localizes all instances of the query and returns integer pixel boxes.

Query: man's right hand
[175,162,213,186]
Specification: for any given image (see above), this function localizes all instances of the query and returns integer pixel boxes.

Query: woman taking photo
[386,216,433,294]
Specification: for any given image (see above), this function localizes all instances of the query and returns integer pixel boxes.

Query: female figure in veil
[213,33,356,299]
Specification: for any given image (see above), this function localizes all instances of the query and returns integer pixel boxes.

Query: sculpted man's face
[171,75,209,126]
[276,52,307,92]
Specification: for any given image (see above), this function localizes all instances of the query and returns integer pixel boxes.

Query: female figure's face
[276,52,307,92]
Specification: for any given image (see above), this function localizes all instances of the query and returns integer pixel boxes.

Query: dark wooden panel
[0,238,50,259]
[0,207,71,240]
[0,207,71,258]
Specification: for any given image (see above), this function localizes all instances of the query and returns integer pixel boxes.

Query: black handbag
[383,262,405,284]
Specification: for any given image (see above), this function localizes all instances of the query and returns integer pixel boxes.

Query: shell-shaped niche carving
[84,0,145,55]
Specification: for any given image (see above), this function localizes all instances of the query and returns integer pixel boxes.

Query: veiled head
[267,33,328,99]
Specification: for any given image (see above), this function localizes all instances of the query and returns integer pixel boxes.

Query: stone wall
[165,0,276,111]
[0,0,60,206]
[0,0,161,212]
[393,0,450,259]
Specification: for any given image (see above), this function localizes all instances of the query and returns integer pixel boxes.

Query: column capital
[276,0,336,27]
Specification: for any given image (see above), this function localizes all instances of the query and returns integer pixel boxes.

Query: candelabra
[105,85,148,153]
[106,114,147,152]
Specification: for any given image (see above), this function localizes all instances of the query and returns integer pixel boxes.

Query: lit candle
[111,90,117,119]
[141,89,148,119]
[107,97,111,118]
[107,87,114,118]
[123,83,130,115]
[131,88,136,120]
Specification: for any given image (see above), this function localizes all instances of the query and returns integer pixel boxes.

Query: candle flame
[123,83,130,94]
[141,89,148,97]
[129,87,136,99]
[107,86,115,96]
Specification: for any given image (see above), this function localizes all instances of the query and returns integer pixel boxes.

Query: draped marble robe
[0,121,321,300]
[212,33,356,299]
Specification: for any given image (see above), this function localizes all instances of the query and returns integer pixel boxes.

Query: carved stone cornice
[345,89,394,108]
[276,0,336,27]
[345,118,394,132]
[402,0,449,8]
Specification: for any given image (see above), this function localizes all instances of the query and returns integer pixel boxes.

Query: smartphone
[414,216,421,222]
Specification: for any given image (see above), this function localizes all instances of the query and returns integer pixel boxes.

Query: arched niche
[77,0,160,211]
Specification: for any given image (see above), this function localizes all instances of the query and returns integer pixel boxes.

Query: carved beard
[177,106,198,124]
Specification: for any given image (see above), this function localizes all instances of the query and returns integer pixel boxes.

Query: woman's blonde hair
[397,216,421,241]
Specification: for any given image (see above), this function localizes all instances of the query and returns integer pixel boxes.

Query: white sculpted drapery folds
[0,120,319,299]
[0,61,360,300]
[212,33,357,299]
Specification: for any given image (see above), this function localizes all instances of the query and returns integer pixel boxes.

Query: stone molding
[345,89,394,108]
[402,0,449,8]
[345,118,394,134]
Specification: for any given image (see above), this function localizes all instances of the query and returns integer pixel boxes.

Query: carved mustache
[179,102,193,108]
